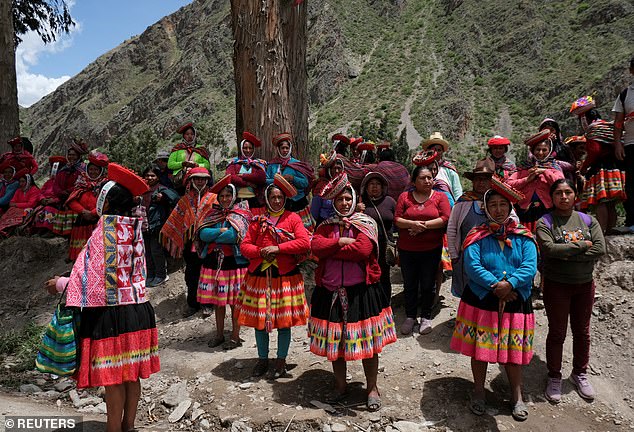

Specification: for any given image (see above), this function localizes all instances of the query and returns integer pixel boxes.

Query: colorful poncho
[66,215,147,308]
[195,200,251,256]
[320,212,379,252]
[463,219,534,250]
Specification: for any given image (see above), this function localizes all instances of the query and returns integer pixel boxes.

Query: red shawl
[463,219,533,250]
[171,142,210,160]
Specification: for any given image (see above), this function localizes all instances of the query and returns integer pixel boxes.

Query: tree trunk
[230,0,308,161]
[0,0,19,152]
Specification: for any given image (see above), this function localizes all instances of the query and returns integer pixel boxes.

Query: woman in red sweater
[309,172,397,411]
[0,170,41,236]
[395,162,451,335]
[66,151,109,260]
[237,174,310,379]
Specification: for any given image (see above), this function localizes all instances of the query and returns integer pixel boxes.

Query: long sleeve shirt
[0,182,19,207]
[168,147,211,174]
[10,187,41,209]
[394,190,451,252]
[506,168,564,210]
[536,212,606,284]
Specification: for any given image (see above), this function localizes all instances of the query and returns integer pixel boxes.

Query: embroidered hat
[242,131,262,148]
[209,174,232,195]
[107,163,150,196]
[48,156,67,164]
[357,141,376,152]
[272,173,297,198]
[524,130,551,148]
[489,175,524,204]
[412,149,440,166]
[377,141,391,150]
[272,132,293,147]
[487,135,511,147]
[464,158,496,180]
[349,137,363,148]
[184,167,211,184]
[570,96,595,116]
[331,133,350,145]
[422,132,449,152]
[69,139,89,155]
[177,122,195,134]
[316,172,351,200]
[87,151,109,167]
[564,135,587,146]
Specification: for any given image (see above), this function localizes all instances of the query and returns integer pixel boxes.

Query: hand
[81,210,96,221]
[502,291,518,302]
[584,240,593,247]
[44,277,60,295]
[154,192,163,202]
[283,174,294,183]
[220,227,229,233]
[260,245,280,260]
[356,202,366,212]
[182,161,197,168]
[493,280,513,299]
[338,237,355,246]
[615,143,625,161]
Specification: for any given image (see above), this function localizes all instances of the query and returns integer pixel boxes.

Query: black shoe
[252,359,269,377]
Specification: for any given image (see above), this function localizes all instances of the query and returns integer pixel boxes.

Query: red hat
[570,96,595,116]
[377,141,391,150]
[524,130,551,148]
[87,151,109,167]
[316,172,351,200]
[242,131,262,148]
[272,173,297,198]
[49,156,67,164]
[272,132,293,147]
[107,163,149,196]
[7,137,22,147]
[487,135,511,147]
[357,141,376,152]
[349,137,363,148]
[489,175,524,204]
[13,168,29,180]
[209,174,232,195]
[184,167,211,184]
[412,149,440,166]
[331,133,350,145]
[177,122,194,134]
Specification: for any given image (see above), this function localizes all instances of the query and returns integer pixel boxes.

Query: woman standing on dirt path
[309,172,397,412]
[536,179,605,404]
[45,163,159,432]
[237,174,310,380]
[450,177,537,422]
[195,175,251,350]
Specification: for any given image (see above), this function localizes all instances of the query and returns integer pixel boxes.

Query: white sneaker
[419,318,433,335]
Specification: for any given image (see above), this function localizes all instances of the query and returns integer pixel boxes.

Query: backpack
[619,87,628,107]
[541,211,592,230]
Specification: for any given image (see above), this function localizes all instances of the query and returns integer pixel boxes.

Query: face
[334,191,354,215]
[329,163,343,177]
[218,187,233,208]
[472,175,491,195]
[2,168,13,180]
[552,183,576,211]
[192,177,208,190]
[156,158,168,169]
[428,144,444,158]
[67,149,79,164]
[366,178,383,198]
[267,188,285,212]
[487,194,511,223]
[183,128,195,143]
[19,177,27,188]
[87,164,102,179]
[145,171,159,186]
[430,163,439,178]
[278,142,291,158]
[12,143,23,153]
[414,168,434,192]
[532,142,550,160]
[490,146,506,158]
[242,141,254,158]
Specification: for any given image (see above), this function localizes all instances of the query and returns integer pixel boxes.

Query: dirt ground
[0,234,633,431]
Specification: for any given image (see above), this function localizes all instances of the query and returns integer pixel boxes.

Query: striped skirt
[450,285,534,365]
[308,283,397,361]
[75,303,160,388]
[197,254,247,306]
[295,205,316,233]
[69,223,96,260]
[53,210,78,236]
[237,266,308,331]
[581,164,626,209]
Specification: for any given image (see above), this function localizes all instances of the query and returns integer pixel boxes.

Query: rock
[34,390,61,400]
[94,402,107,414]
[231,421,253,432]
[162,381,189,408]
[191,408,205,421]
[369,414,381,422]
[76,397,103,408]
[393,420,424,432]
[54,381,74,392]
[219,412,239,426]
[168,399,192,423]
[611,335,623,346]
[331,423,347,432]
[35,378,47,386]
[238,382,252,390]
[200,418,211,429]
[69,389,81,406]
[19,384,42,394]
[310,400,337,414]
[323,424,332,432]
[235,361,245,369]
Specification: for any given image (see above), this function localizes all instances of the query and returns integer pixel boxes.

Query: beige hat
[422,132,449,152]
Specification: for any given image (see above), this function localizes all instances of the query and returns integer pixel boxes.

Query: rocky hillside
[22,0,634,171]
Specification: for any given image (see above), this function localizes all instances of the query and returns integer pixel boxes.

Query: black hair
[334,142,348,156]
[378,149,395,162]
[266,184,282,198]
[362,151,376,164]
[411,165,433,182]
[549,178,577,197]
[142,165,162,177]
[104,183,135,216]
[584,109,601,123]
[486,145,509,155]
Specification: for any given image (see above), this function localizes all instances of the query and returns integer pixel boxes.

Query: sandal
[325,389,348,404]
[207,335,225,348]
[251,359,269,377]
[223,338,242,350]
[511,401,529,422]
[469,396,486,416]
[367,393,381,412]
[266,358,287,380]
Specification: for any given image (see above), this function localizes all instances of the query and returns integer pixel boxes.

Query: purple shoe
[569,373,595,401]
[544,377,562,403]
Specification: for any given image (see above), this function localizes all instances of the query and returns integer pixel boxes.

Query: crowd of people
[14,63,631,431]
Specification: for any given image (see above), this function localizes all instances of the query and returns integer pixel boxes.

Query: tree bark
[0,0,19,152]
[230,0,308,161]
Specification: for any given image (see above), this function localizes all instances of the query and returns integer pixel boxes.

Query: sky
[16,0,193,107]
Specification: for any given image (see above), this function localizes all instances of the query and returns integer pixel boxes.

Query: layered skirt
[581,161,626,209]
[69,221,96,260]
[308,282,397,361]
[450,285,534,365]
[197,253,247,306]
[76,302,160,388]
[237,266,308,331]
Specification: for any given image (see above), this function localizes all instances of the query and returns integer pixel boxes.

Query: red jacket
[225,161,267,188]
[506,168,564,210]
[311,223,381,286]
[240,211,310,274]
[10,187,41,209]
[67,190,97,216]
